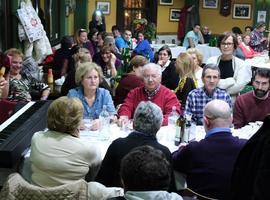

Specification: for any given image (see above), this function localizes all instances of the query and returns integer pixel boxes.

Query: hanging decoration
[220,0,231,16]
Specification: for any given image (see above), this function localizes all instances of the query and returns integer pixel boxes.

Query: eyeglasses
[220,42,234,47]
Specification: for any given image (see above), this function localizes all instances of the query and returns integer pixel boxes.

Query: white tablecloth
[151,43,186,59]
[196,44,221,63]
[245,53,270,69]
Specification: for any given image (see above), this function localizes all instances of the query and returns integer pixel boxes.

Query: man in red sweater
[118,63,181,126]
[233,68,270,128]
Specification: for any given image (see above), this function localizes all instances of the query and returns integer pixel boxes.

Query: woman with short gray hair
[96,101,174,190]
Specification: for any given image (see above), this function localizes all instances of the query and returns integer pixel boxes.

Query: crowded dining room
[1,0,270,199]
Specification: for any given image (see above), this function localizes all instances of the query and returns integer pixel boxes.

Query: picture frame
[160,0,173,6]
[96,1,110,15]
[169,9,180,22]
[233,4,251,19]
[257,10,267,23]
[203,0,218,9]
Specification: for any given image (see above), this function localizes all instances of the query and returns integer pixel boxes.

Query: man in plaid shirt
[185,64,232,125]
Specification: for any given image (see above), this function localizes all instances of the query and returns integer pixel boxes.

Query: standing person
[156,45,179,90]
[132,31,154,61]
[233,68,270,128]
[185,64,232,125]
[206,32,251,98]
[75,28,95,57]
[173,99,246,200]
[88,10,106,32]
[182,24,204,48]
[250,22,268,52]
[96,101,176,191]
[114,55,148,106]
[174,52,198,109]
[118,63,181,126]
[67,62,116,129]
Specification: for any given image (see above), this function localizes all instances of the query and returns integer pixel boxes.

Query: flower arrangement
[133,18,156,41]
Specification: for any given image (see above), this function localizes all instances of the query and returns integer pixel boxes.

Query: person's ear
[203,116,210,127]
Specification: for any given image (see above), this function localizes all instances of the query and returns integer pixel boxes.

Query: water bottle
[168,106,179,128]
[99,105,110,133]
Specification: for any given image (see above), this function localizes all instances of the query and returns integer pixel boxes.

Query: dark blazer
[173,131,246,200]
[230,115,270,200]
[95,131,175,191]
[161,61,179,90]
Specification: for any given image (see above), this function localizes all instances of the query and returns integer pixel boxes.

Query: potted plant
[133,18,156,43]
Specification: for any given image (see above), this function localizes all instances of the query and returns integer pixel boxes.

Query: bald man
[173,99,246,200]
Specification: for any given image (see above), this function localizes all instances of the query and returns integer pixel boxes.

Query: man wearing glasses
[118,63,180,126]
[233,68,270,128]
[206,32,252,100]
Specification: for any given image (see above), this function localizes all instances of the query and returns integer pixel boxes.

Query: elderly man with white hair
[118,63,181,126]
[173,99,246,200]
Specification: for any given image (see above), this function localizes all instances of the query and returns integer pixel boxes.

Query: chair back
[0,173,88,200]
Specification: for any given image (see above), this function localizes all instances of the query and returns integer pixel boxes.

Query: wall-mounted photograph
[233,4,251,19]
[160,0,173,6]
[96,1,110,15]
[257,10,267,23]
[203,0,218,9]
[169,9,180,21]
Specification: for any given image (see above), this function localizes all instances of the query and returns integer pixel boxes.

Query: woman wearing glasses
[206,32,251,99]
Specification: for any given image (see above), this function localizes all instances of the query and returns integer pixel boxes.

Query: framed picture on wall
[233,4,251,19]
[160,0,173,6]
[203,0,218,9]
[257,10,267,23]
[96,1,110,15]
[169,9,181,21]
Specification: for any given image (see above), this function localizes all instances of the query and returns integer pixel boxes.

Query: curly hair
[186,48,203,66]
[120,145,171,191]
[47,97,83,137]
[75,62,104,85]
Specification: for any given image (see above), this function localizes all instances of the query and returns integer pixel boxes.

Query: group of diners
[1,21,270,199]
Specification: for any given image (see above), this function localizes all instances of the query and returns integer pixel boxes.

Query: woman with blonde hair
[30,96,102,187]
[67,62,116,130]
[186,48,204,87]
[175,52,198,109]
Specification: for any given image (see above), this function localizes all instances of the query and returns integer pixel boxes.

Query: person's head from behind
[127,55,149,77]
[120,145,171,191]
[61,36,74,50]
[203,99,232,132]
[252,68,270,99]
[104,36,116,48]
[218,32,237,56]
[76,29,88,44]
[202,64,220,94]
[47,96,83,137]
[111,25,121,37]
[175,52,196,78]
[75,62,103,90]
[187,48,203,66]
[133,101,163,135]
[232,26,242,35]
[5,48,24,76]
[142,63,162,91]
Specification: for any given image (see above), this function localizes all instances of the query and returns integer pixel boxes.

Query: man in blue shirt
[182,24,204,48]
[185,64,232,125]
[173,99,246,200]
[115,29,132,52]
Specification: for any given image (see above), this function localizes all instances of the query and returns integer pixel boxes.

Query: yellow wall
[87,0,117,32]
[157,1,184,33]
[86,0,254,34]
[200,0,254,34]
